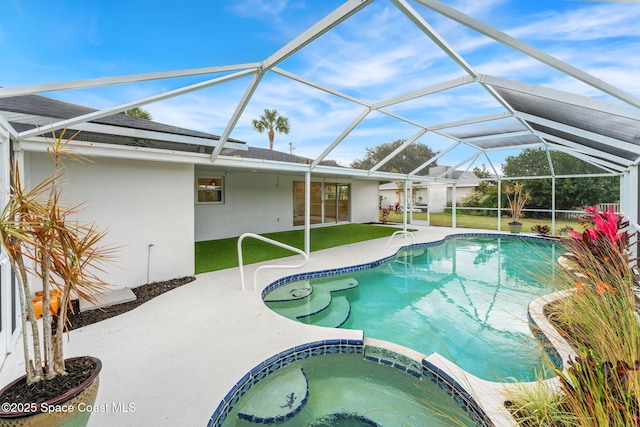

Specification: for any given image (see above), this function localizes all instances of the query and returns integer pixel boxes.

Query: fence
[557,202,619,219]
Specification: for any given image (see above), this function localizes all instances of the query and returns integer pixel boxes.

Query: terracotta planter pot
[0,356,101,427]
[32,290,61,319]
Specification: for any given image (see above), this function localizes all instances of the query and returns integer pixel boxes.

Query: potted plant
[504,182,530,234]
[0,131,114,426]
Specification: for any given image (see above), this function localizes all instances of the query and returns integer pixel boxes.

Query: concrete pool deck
[0,226,535,426]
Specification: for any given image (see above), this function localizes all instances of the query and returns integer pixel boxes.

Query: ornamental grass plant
[507,205,640,426]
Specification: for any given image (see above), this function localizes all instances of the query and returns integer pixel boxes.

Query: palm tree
[252,108,290,150]
[124,107,153,120]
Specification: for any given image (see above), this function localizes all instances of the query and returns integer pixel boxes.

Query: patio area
[0,226,515,426]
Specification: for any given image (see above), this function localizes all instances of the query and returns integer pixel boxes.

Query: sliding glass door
[293,182,350,226]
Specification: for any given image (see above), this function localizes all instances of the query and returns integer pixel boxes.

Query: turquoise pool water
[265,235,562,382]
[220,352,479,427]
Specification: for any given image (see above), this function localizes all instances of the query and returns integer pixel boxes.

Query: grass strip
[195,223,407,273]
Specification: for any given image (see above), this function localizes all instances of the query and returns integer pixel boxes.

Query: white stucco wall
[195,169,380,241]
[350,180,379,223]
[26,153,195,288]
[195,169,296,241]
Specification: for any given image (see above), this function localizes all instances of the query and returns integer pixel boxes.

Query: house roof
[221,146,340,167]
[0,93,247,153]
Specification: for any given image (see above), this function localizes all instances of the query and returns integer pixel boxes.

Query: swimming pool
[210,340,488,427]
[264,235,562,382]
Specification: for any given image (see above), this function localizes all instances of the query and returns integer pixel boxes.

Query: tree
[502,148,619,211]
[473,164,492,179]
[252,108,290,150]
[350,139,436,175]
[124,107,152,120]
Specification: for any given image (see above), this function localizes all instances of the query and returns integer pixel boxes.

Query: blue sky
[1,0,639,169]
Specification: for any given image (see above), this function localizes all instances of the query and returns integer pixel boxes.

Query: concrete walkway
[0,226,504,427]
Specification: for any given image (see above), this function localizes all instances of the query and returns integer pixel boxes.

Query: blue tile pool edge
[207,338,494,427]
[422,360,494,427]
[261,232,560,299]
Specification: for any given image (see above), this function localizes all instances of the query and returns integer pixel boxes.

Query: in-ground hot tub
[209,340,490,427]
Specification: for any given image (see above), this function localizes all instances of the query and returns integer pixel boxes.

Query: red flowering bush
[562,205,636,293]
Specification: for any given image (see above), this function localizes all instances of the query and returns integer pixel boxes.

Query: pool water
[265,236,562,382]
[221,352,478,427]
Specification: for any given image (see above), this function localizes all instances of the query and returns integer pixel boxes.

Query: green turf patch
[195,223,408,273]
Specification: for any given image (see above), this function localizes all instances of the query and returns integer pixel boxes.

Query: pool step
[269,290,332,319]
[265,278,358,323]
[299,295,351,328]
[314,278,358,292]
[264,281,312,303]
[396,248,425,258]
[237,368,308,423]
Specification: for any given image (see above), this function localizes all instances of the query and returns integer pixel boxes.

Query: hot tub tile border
[422,360,494,427]
[208,338,365,427]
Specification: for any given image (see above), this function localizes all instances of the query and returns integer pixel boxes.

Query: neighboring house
[0,94,380,292]
[379,166,481,212]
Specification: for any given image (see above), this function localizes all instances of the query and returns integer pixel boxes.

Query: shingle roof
[221,146,340,167]
[0,93,246,153]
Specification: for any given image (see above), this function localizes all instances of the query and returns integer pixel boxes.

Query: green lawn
[388,211,581,233]
[195,223,408,273]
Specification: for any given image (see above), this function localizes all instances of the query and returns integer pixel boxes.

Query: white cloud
[509,4,640,41]
[229,0,291,20]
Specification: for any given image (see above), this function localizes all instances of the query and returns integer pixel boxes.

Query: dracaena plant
[0,130,115,383]
[504,182,530,224]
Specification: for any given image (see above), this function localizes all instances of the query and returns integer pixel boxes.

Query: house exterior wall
[350,180,380,223]
[195,168,380,241]
[379,183,477,213]
[447,186,475,205]
[195,170,295,241]
[26,152,195,288]
[428,184,449,213]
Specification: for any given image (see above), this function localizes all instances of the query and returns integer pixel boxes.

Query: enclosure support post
[403,179,408,233]
[497,179,502,231]
[452,184,457,228]
[551,177,556,235]
[305,171,311,257]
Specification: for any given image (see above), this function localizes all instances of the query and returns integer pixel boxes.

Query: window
[196,177,224,203]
